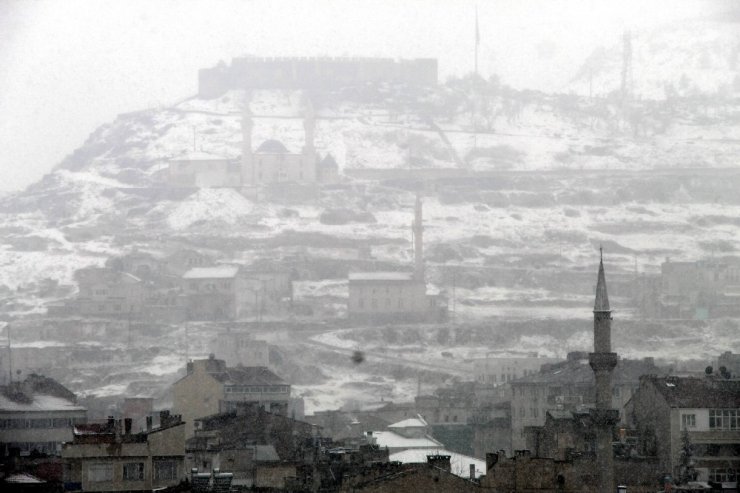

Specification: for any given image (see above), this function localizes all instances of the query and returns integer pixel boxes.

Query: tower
[302,99,316,154]
[301,97,317,181]
[241,104,254,185]
[413,194,424,280]
[620,30,633,103]
[589,248,618,493]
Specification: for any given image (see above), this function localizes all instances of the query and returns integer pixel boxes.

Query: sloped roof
[388,416,428,429]
[0,394,85,412]
[215,366,287,386]
[389,448,486,479]
[255,139,289,154]
[367,430,442,449]
[183,265,240,279]
[647,376,740,408]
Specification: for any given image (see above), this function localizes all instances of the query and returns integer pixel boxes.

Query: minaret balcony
[589,408,620,426]
[589,352,618,372]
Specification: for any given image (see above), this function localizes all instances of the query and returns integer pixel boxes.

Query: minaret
[241,104,254,185]
[302,98,316,181]
[413,194,424,281]
[589,248,618,493]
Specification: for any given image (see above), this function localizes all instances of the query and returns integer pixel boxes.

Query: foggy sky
[0,0,732,192]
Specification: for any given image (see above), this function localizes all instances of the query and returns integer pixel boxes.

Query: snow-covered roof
[0,394,85,412]
[349,272,415,281]
[388,416,428,429]
[389,448,486,479]
[366,430,441,449]
[182,265,240,279]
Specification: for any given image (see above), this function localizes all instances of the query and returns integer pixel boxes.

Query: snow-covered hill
[571,20,740,99]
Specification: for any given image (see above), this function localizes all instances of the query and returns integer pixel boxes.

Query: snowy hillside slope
[571,20,740,99]
[0,80,738,318]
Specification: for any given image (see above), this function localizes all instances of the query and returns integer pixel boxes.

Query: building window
[519,407,525,418]
[154,461,178,481]
[709,409,739,430]
[709,469,737,482]
[681,413,696,430]
[123,463,145,481]
[88,463,114,482]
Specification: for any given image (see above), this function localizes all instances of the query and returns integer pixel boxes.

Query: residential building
[186,405,319,488]
[74,267,148,317]
[648,257,740,319]
[473,353,562,386]
[0,375,86,457]
[510,353,661,451]
[629,375,740,484]
[365,417,443,454]
[181,265,252,320]
[171,356,291,437]
[61,411,185,492]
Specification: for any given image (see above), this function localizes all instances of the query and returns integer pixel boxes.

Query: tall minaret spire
[589,249,618,493]
[413,194,424,280]
[241,100,254,185]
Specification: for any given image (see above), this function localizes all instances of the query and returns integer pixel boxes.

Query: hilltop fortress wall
[198,56,438,98]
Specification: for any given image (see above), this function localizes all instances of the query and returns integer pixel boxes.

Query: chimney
[124,418,132,435]
[146,416,153,431]
[469,464,476,480]
[486,452,499,470]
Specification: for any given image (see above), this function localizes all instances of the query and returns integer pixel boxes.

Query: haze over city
[0,1,739,492]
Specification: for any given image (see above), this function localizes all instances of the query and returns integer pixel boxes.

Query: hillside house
[61,411,185,493]
[0,375,87,457]
[628,375,740,485]
[182,265,250,320]
[172,356,291,437]
[74,267,148,317]
[651,257,740,319]
[164,249,212,276]
[213,331,270,368]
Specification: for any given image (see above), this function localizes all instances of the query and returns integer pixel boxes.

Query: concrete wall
[172,369,224,438]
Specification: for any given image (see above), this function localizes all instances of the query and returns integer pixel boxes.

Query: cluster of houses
[2,260,737,492]
[45,194,445,325]
[48,249,293,323]
[636,257,740,319]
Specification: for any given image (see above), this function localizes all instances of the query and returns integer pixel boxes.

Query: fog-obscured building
[348,196,446,323]
[198,56,438,98]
